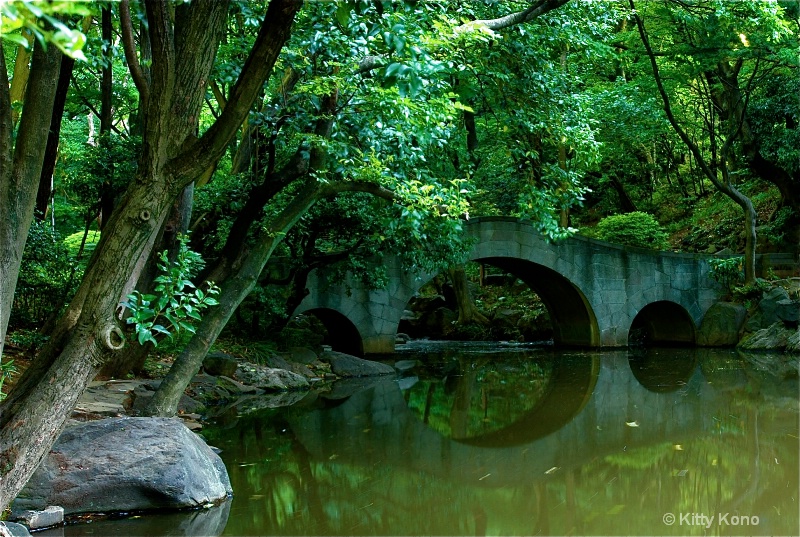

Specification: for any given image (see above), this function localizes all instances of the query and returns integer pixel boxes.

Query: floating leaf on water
[625,421,639,427]
[606,504,625,515]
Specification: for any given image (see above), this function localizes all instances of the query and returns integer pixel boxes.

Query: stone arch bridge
[293,217,765,355]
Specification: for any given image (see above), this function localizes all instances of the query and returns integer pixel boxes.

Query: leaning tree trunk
[0,0,301,513]
[144,181,326,417]
[97,183,195,379]
[144,181,396,417]
[0,40,62,361]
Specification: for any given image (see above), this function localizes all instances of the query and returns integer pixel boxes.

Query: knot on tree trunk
[139,209,151,222]
[100,324,125,351]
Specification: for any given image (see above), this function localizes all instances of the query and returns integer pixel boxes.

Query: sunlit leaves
[121,236,220,347]
[0,0,91,60]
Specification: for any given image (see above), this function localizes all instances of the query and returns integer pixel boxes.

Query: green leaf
[151,324,171,336]
[137,329,152,346]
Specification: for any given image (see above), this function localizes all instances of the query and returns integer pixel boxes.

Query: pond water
[46,343,798,536]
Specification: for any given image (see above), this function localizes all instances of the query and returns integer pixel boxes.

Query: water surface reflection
[203,346,798,536]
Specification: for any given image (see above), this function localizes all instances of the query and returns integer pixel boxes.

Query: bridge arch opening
[302,308,364,357]
[476,257,600,347]
[398,258,599,347]
[629,301,695,346]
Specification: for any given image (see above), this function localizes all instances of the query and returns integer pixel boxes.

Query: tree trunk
[97,184,195,379]
[0,39,63,362]
[8,30,34,128]
[449,265,489,325]
[464,109,481,169]
[144,181,326,417]
[144,181,395,417]
[609,173,637,213]
[98,5,115,229]
[0,0,301,513]
[35,54,76,221]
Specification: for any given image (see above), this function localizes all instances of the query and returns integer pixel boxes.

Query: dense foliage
[1,0,798,512]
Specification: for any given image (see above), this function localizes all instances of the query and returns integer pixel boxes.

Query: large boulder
[320,351,396,377]
[202,352,239,377]
[235,363,309,391]
[737,322,795,351]
[776,298,799,323]
[0,522,30,537]
[753,287,798,328]
[697,302,747,346]
[11,418,231,515]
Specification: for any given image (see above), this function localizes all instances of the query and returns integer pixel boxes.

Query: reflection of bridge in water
[288,351,740,487]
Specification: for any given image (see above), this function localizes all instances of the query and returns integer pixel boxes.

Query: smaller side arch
[629,301,696,346]
[302,308,364,357]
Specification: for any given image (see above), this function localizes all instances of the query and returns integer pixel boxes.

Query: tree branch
[321,181,397,203]
[120,0,149,104]
[209,79,226,110]
[69,75,124,136]
[356,1,570,75]
[145,0,175,108]
[168,0,303,183]
[471,0,570,31]
[628,0,721,190]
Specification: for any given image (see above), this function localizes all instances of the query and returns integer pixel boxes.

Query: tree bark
[472,0,570,31]
[97,183,195,379]
[8,30,34,128]
[609,173,637,213]
[0,0,302,513]
[449,265,489,325]
[35,54,76,221]
[0,40,62,362]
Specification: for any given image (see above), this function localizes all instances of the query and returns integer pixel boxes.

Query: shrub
[595,212,670,250]
[708,256,744,295]
[12,221,75,328]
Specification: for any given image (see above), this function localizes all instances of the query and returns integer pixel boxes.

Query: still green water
[51,344,800,536]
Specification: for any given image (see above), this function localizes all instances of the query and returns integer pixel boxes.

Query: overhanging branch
[471,0,570,31]
[120,0,149,105]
